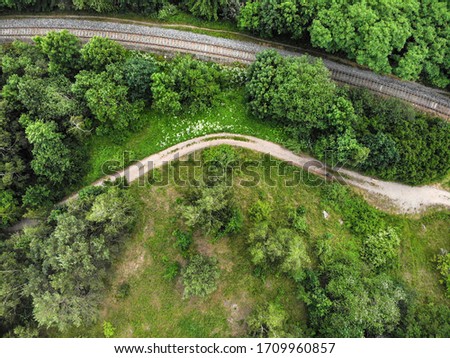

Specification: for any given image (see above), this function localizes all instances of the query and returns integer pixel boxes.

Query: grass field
[68,149,449,338]
[80,89,285,186]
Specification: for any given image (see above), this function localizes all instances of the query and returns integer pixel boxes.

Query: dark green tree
[80,36,127,72]
[34,30,81,76]
[24,119,72,185]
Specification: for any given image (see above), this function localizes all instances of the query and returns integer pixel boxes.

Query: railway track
[0,18,449,119]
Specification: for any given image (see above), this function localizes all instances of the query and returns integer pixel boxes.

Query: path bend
[8,133,449,232]
[75,133,450,214]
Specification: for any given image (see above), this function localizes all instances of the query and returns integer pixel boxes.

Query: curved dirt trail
[8,133,449,232]
[70,133,450,214]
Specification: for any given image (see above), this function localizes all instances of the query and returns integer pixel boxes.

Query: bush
[433,250,450,298]
[116,282,131,300]
[288,206,308,233]
[362,227,400,271]
[348,88,450,184]
[202,145,238,168]
[80,37,127,72]
[103,321,116,338]
[246,50,335,139]
[321,183,385,236]
[180,182,240,238]
[173,229,193,256]
[248,223,310,279]
[182,254,220,298]
[121,56,159,103]
[247,301,289,338]
[249,200,272,222]
[398,301,450,338]
[164,261,181,281]
[151,55,224,114]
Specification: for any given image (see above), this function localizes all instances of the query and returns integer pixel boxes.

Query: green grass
[69,148,449,337]
[81,89,285,186]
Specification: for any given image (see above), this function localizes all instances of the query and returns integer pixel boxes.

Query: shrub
[248,223,310,279]
[80,37,127,72]
[151,55,224,114]
[202,145,238,168]
[180,182,239,238]
[182,254,220,299]
[433,250,450,298]
[164,261,181,281]
[249,200,272,222]
[247,301,288,338]
[246,50,335,139]
[362,227,400,271]
[116,282,131,300]
[173,229,193,256]
[288,206,308,233]
[103,321,116,338]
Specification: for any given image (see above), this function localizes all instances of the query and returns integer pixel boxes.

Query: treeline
[1,1,448,88]
[238,0,450,89]
[0,0,164,14]
[0,31,236,228]
[0,32,152,227]
[246,50,450,185]
[0,183,137,337]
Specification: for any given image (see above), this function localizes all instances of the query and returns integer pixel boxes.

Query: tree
[247,301,289,338]
[246,50,335,139]
[121,56,159,103]
[238,0,308,39]
[399,302,450,338]
[362,227,400,271]
[348,87,450,184]
[313,261,406,337]
[182,254,220,298]
[72,70,144,139]
[0,40,48,80]
[151,55,223,114]
[24,119,72,185]
[248,223,310,279]
[0,190,20,226]
[185,0,229,21]
[2,185,137,333]
[72,0,114,13]
[80,36,127,72]
[17,75,80,122]
[361,132,399,171]
[86,186,137,239]
[34,30,81,76]
[0,100,29,224]
[239,0,449,88]
[180,182,241,238]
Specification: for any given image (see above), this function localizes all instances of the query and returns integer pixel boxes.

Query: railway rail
[0,18,449,119]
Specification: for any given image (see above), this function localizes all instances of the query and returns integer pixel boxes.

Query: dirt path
[69,133,450,214]
[8,133,449,232]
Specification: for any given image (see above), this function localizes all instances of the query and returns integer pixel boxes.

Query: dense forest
[1,0,449,88]
[0,30,449,338]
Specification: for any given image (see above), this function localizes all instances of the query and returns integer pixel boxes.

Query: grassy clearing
[71,149,449,338]
[80,89,284,186]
